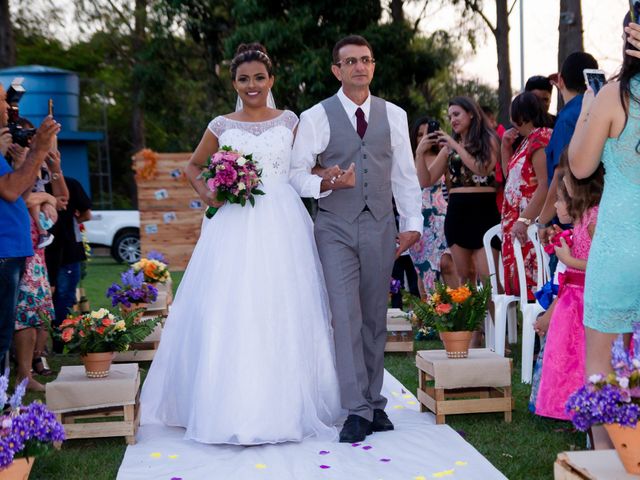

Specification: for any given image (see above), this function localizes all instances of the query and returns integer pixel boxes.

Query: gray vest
[318,95,393,223]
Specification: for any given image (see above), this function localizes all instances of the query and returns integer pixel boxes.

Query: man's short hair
[332,35,373,65]
[525,75,553,93]
[560,52,598,93]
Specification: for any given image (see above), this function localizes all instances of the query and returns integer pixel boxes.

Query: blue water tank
[0,65,104,197]
[0,65,79,130]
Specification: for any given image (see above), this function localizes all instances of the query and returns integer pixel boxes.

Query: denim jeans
[52,262,82,328]
[0,257,26,361]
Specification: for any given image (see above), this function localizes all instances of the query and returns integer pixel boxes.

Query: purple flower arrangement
[0,376,65,469]
[390,278,402,295]
[566,322,640,431]
[106,268,158,308]
[199,145,264,218]
[146,250,168,265]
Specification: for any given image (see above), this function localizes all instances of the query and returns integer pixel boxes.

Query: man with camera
[0,82,60,367]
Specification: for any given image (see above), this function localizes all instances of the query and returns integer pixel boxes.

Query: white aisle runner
[117,371,507,480]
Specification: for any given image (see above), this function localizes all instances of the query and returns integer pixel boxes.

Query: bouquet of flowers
[58,308,161,356]
[106,269,158,308]
[566,323,640,431]
[0,376,65,469]
[413,279,491,332]
[132,257,170,284]
[199,145,264,218]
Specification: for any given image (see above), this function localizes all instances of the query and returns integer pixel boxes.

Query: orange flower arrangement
[133,148,159,181]
[413,279,491,332]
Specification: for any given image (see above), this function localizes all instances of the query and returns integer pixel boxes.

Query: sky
[412,0,628,89]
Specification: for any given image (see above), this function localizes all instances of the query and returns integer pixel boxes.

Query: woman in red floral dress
[501,92,552,299]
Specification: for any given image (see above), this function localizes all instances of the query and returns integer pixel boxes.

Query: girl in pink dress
[535,158,603,420]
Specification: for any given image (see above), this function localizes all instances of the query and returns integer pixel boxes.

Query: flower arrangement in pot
[413,279,491,358]
[566,322,640,474]
[0,376,65,478]
[106,268,158,322]
[59,308,161,378]
[132,253,171,285]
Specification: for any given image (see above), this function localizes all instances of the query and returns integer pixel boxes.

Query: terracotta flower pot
[81,352,115,378]
[120,303,148,323]
[605,422,640,474]
[439,331,473,359]
[0,457,35,479]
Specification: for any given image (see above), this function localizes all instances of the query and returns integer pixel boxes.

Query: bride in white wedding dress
[139,43,342,445]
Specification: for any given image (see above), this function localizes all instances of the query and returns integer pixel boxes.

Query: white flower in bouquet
[237,157,247,166]
[91,308,110,319]
[237,182,246,191]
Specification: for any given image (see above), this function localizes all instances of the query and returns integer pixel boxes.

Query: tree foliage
[10,0,498,207]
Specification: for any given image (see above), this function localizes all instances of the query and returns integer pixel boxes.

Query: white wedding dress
[140,110,342,445]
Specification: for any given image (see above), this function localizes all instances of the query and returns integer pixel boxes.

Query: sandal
[32,357,54,377]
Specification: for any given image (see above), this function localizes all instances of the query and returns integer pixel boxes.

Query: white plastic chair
[513,233,546,384]
[482,224,519,356]
[528,225,550,289]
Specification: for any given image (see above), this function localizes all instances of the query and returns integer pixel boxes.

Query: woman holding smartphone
[416,96,500,289]
[569,11,640,449]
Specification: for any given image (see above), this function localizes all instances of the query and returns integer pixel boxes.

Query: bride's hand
[204,190,225,208]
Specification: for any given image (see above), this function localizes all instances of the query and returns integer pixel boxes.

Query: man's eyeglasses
[334,56,376,68]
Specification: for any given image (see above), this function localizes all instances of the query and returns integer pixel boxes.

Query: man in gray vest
[290,35,422,443]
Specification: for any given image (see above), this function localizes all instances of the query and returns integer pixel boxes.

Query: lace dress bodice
[207,111,298,182]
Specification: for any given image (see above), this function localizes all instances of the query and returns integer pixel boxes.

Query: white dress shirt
[290,88,423,233]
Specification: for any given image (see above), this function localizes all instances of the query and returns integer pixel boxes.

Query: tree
[0,0,15,68]
[453,0,515,125]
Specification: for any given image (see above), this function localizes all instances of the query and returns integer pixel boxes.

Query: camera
[6,78,36,148]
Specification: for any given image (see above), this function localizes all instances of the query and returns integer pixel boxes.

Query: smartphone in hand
[583,69,606,95]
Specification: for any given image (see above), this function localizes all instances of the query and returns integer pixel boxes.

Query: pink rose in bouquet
[200,146,264,218]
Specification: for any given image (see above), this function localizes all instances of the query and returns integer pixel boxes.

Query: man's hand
[395,231,420,258]
[29,116,60,155]
[0,128,11,157]
[320,163,356,191]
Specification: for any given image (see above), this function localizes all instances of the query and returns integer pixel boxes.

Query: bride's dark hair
[230,43,273,80]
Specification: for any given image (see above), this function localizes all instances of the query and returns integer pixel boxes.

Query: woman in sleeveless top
[415,96,500,289]
[568,12,639,448]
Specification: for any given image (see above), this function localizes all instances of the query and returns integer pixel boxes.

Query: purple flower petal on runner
[319,450,330,455]
[351,443,361,447]
[362,445,372,450]
[319,465,331,469]
[380,458,391,462]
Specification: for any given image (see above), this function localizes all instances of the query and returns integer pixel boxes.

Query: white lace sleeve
[207,116,226,138]
[282,110,299,132]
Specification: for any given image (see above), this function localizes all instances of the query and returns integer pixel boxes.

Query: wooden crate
[114,319,163,363]
[47,364,140,445]
[133,150,204,271]
[416,349,512,424]
[554,451,632,479]
[385,309,413,353]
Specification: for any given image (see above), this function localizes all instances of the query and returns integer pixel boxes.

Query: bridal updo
[230,43,273,80]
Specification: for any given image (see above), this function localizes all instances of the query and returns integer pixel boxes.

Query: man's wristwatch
[517,217,532,226]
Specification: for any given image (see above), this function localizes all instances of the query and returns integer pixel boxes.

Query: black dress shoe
[339,414,373,443]
[372,409,394,432]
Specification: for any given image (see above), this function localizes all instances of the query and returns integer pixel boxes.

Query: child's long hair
[558,149,604,221]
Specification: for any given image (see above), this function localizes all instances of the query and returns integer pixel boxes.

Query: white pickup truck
[83,210,141,263]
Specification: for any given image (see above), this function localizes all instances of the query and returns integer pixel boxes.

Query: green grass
[27,256,584,479]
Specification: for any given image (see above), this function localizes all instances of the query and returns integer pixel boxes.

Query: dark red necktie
[355,107,367,139]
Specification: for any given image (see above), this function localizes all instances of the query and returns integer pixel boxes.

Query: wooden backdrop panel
[133,151,204,271]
